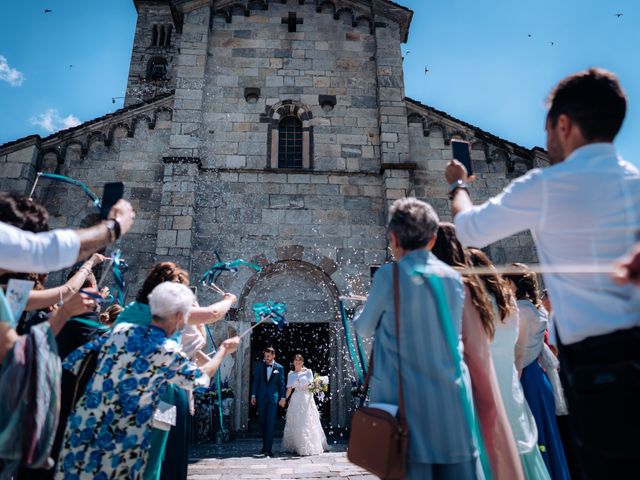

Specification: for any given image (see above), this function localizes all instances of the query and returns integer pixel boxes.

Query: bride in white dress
[281,354,328,456]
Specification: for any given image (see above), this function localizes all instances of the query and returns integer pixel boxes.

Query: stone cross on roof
[282,12,303,33]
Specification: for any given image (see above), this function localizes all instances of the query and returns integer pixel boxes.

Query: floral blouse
[56,322,209,479]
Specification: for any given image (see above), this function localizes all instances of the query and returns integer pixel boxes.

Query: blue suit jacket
[251,361,286,405]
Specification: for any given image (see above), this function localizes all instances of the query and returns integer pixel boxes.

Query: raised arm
[188,293,237,325]
[445,160,545,248]
[0,200,135,274]
[26,253,107,311]
[0,289,97,363]
[199,336,239,378]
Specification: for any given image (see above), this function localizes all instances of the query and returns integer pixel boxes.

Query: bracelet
[57,288,64,307]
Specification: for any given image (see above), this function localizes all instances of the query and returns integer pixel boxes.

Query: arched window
[158,26,166,47]
[267,101,313,170]
[151,25,158,46]
[146,57,168,81]
[165,25,172,46]
[278,116,303,168]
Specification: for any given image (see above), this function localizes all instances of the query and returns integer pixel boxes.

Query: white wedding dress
[281,369,328,456]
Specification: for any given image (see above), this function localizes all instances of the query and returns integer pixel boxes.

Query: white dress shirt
[455,143,640,345]
[0,221,80,273]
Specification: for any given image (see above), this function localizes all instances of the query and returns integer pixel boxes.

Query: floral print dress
[56,323,209,479]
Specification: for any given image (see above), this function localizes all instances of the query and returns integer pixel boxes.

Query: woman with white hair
[55,282,240,479]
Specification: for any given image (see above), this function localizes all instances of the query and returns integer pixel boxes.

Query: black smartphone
[100,182,124,220]
[451,140,474,176]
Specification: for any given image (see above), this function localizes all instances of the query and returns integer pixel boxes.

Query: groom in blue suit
[251,346,286,456]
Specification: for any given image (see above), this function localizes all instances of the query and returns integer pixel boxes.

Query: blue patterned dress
[55,322,209,479]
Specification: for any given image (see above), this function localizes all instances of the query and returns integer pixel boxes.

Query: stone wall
[201,2,380,172]
[406,99,546,264]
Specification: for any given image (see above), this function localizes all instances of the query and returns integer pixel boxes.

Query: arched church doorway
[248,323,331,433]
[234,259,352,431]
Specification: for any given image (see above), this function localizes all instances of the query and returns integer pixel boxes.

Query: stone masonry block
[156,230,177,248]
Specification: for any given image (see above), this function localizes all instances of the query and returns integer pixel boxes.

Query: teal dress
[116,302,170,480]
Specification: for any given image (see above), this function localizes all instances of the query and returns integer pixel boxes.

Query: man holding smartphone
[0,197,135,275]
[444,68,640,478]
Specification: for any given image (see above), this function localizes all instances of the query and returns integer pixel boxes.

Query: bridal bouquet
[308,374,329,401]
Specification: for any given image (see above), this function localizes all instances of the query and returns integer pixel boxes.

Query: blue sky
[0,0,637,164]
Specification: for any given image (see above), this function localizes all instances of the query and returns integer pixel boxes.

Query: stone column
[157,1,210,270]
[155,159,200,269]
[373,17,414,210]
[168,2,210,159]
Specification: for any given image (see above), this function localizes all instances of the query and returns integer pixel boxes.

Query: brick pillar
[158,1,210,271]
[155,159,200,269]
[168,3,210,158]
[373,18,414,209]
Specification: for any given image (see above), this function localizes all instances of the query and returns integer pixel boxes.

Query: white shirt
[266,362,274,381]
[0,221,80,273]
[455,143,640,345]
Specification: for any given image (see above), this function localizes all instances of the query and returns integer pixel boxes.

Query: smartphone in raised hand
[100,182,124,220]
[451,139,474,177]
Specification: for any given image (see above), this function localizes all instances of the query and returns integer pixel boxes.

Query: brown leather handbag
[347,263,408,480]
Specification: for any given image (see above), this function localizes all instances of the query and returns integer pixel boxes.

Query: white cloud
[30,109,81,133]
[0,55,24,86]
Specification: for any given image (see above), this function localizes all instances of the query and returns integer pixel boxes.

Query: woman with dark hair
[468,249,550,479]
[281,353,327,456]
[432,223,523,480]
[115,262,237,480]
[504,264,570,480]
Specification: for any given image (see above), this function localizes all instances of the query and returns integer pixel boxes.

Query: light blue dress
[489,301,550,479]
[354,250,479,478]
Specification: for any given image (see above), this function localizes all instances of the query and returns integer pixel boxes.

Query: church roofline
[0,92,175,155]
[405,97,547,159]
[159,0,413,42]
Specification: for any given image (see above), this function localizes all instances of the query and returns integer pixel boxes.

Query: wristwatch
[448,179,469,200]
[104,218,121,242]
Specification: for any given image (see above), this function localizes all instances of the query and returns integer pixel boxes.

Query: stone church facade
[0,0,547,431]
